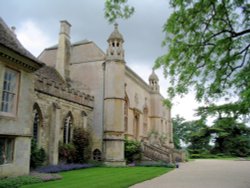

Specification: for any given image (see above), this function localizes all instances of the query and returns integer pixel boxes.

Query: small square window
[0,137,14,165]
[0,68,19,116]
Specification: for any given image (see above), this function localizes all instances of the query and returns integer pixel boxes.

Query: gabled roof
[0,17,43,71]
[38,40,105,66]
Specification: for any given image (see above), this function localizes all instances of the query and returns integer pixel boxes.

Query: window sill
[0,112,17,120]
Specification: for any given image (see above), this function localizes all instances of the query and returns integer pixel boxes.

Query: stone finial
[11,26,16,34]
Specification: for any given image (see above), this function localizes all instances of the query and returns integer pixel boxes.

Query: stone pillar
[103,24,125,166]
[103,61,125,166]
[49,102,61,165]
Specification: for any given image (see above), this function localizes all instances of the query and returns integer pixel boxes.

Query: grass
[22,167,172,188]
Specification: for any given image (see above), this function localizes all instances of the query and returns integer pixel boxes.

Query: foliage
[30,139,46,169]
[187,122,211,154]
[197,102,250,121]
[36,164,96,173]
[30,172,62,182]
[210,117,250,157]
[172,115,186,149]
[58,143,76,164]
[104,0,250,117]
[105,0,134,23]
[159,133,168,145]
[124,139,142,163]
[155,0,250,105]
[0,176,42,188]
[22,167,171,188]
[172,115,210,149]
[72,127,91,163]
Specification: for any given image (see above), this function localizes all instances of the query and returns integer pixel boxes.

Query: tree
[210,117,250,157]
[172,115,210,150]
[105,0,134,23]
[105,0,250,115]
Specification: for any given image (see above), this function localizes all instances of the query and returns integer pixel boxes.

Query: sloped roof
[35,65,65,85]
[107,23,124,42]
[149,70,159,81]
[0,17,43,65]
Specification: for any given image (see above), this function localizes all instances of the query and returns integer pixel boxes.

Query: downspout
[102,61,106,160]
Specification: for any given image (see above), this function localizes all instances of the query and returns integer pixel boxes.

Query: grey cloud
[1,0,172,68]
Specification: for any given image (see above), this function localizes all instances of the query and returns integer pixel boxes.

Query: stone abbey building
[0,18,183,177]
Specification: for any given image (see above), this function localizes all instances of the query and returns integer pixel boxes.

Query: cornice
[0,45,43,72]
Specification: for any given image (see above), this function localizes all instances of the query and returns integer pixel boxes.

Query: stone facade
[39,21,180,165]
[33,21,94,165]
[0,18,43,177]
[0,17,183,178]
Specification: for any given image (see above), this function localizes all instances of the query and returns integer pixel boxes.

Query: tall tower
[149,69,159,92]
[149,70,162,137]
[103,23,125,165]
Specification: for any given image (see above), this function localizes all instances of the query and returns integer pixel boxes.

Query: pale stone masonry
[0,17,43,177]
[0,18,183,177]
[39,20,182,165]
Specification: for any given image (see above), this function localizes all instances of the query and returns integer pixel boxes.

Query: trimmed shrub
[72,128,91,163]
[0,176,42,188]
[59,143,76,163]
[36,163,96,173]
[125,139,142,163]
[30,139,46,169]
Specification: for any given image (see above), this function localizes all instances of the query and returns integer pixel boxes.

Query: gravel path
[130,159,250,188]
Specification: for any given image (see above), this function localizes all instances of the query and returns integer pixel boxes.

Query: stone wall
[33,79,94,164]
[0,62,35,177]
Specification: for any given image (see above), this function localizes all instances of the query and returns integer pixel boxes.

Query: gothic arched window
[63,113,73,144]
[143,107,148,136]
[33,103,42,144]
[124,94,129,132]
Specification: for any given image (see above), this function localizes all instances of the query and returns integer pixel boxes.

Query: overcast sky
[1,0,201,121]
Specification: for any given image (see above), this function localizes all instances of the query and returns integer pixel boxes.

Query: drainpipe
[102,62,106,160]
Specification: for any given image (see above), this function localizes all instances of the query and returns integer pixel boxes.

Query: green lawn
[22,167,172,188]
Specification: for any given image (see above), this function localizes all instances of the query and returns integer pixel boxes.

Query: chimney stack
[55,20,71,81]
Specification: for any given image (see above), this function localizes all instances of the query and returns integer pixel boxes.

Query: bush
[59,143,76,163]
[125,139,142,163]
[72,128,91,163]
[0,176,42,188]
[36,163,96,173]
[30,139,46,169]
